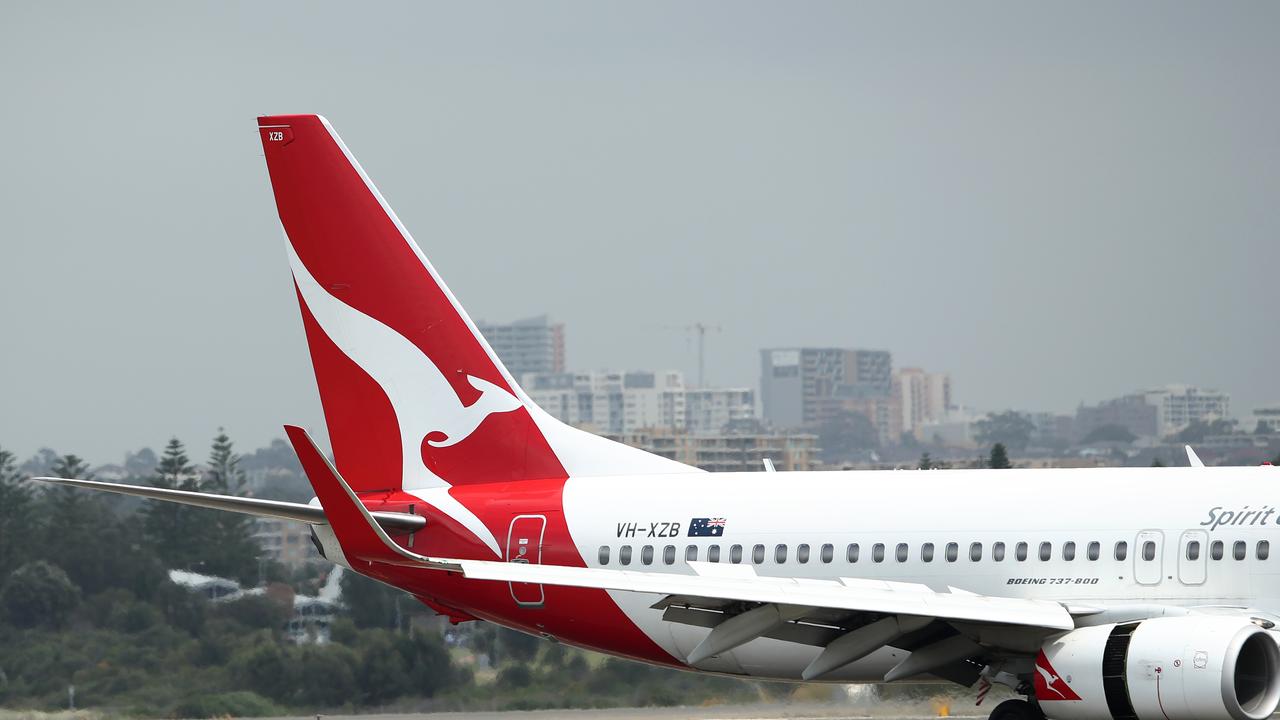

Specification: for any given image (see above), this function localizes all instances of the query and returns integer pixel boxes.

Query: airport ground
[0,707,985,720]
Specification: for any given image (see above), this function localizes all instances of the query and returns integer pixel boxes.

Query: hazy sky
[2,2,1277,463]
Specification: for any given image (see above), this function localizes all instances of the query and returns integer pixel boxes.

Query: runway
[279,705,984,720]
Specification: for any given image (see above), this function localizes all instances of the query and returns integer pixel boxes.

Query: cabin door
[506,514,546,607]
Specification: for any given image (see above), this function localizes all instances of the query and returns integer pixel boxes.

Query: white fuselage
[556,465,1280,680]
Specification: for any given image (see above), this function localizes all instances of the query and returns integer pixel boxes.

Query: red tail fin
[257,115,694,493]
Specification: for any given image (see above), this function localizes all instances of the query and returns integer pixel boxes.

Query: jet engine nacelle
[1036,616,1280,720]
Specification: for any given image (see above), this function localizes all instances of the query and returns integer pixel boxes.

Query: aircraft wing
[453,558,1073,631]
[33,476,425,533]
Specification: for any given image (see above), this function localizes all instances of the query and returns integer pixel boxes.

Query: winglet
[283,425,456,571]
[1185,445,1206,468]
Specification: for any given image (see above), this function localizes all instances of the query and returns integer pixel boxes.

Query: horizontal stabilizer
[283,425,453,569]
[33,476,424,532]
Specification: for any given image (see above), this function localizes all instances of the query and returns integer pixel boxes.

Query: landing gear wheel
[987,698,1045,720]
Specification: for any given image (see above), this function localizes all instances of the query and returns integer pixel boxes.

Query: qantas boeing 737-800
[40,115,1280,720]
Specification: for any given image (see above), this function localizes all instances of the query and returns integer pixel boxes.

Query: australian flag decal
[688,517,727,537]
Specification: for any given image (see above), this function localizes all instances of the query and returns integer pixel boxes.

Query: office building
[760,347,892,429]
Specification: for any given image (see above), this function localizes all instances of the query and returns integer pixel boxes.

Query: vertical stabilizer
[257,115,697,493]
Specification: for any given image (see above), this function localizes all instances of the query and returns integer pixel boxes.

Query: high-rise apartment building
[760,347,892,429]
[476,314,565,377]
[893,368,952,437]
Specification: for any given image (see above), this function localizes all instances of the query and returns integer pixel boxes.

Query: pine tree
[918,452,934,470]
[201,430,260,582]
[35,452,165,599]
[988,443,1012,470]
[0,448,35,577]
[41,454,104,592]
[205,429,243,494]
[144,438,198,569]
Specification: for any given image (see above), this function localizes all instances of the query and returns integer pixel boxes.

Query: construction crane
[668,322,721,388]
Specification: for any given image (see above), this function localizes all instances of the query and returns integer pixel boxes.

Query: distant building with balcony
[1028,412,1076,449]
[608,428,819,472]
[1075,385,1230,441]
[253,517,321,568]
[685,388,756,435]
[1253,406,1280,434]
[477,314,566,377]
[1142,385,1230,438]
[523,370,755,435]
[1075,394,1160,441]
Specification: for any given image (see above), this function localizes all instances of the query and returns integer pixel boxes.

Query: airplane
[39,114,1280,720]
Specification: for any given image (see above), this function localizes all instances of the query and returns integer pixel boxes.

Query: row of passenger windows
[1188,539,1268,561]
[596,540,1271,567]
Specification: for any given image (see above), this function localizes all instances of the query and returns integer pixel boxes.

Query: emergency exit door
[506,515,546,607]
[1178,529,1208,585]
[1134,530,1164,586]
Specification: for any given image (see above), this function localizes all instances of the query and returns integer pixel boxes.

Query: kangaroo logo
[287,243,517,556]
[1034,650,1082,701]
[288,243,522,482]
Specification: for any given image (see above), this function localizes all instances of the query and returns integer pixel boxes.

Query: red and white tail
[257,115,696,493]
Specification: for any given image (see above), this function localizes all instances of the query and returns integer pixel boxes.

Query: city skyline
[3,3,1277,461]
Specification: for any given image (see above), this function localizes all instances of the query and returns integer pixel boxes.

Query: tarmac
[285,705,984,720]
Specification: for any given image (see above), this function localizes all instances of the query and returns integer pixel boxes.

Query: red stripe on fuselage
[358,478,679,667]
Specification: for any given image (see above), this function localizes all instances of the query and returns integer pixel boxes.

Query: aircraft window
[1234,541,1246,561]
[642,545,655,565]
[1187,541,1200,561]
[1063,541,1076,561]
[1259,541,1271,561]
[686,545,698,562]
[730,544,743,564]
[797,544,811,563]
[753,544,766,564]
[993,542,1006,562]
[847,543,860,563]
[1141,541,1156,562]
[1016,542,1028,562]
[969,542,982,562]
[921,543,935,562]
[620,546,633,566]
[1115,541,1128,561]
[1211,540,1224,561]
[598,546,610,565]
[945,543,958,562]
[1038,542,1052,561]
[708,545,721,562]
[1087,541,1100,561]
[664,545,676,565]
[820,544,834,563]
[775,544,788,563]
[872,543,885,563]
[896,543,909,562]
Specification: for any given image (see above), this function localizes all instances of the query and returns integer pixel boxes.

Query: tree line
[0,434,764,715]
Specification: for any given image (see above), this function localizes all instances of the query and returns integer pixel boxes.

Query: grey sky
[2,1,1277,463]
